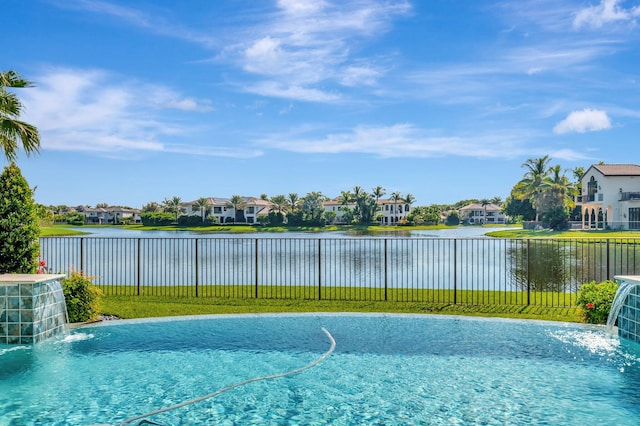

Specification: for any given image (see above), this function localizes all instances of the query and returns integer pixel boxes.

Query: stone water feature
[0,274,68,344]
[609,275,640,345]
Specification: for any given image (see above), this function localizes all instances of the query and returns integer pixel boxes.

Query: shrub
[62,270,103,322]
[0,163,40,273]
[576,280,618,324]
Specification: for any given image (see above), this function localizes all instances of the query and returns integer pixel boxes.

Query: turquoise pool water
[1,314,639,425]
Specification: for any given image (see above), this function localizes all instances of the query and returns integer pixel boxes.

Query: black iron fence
[39,237,640,306]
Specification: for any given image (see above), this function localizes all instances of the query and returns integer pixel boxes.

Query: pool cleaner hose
[112,327,336,426]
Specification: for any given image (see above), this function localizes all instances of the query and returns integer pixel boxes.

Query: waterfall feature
[0,274,68,344]
[608,275,640,345]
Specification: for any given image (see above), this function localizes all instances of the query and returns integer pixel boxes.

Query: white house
[576,164,640,230]
[184,197,271,224]
[459,203,506,225]
[377,199,411,224]
[76,206,141,224]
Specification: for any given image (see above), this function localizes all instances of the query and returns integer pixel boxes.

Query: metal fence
[39,237,640,306]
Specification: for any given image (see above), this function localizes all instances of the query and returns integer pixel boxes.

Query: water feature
[0,274,68,344]
[609,275,640,344]
[1,314,639,425]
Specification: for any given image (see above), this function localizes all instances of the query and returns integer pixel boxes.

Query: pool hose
[111,327,336,426]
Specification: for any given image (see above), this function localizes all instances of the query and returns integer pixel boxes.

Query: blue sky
[4,0,640,208]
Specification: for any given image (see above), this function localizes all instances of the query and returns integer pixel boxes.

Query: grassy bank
[99,294,583,323]
[486,229,640,238]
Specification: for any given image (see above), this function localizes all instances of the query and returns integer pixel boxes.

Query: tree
[480,198,491,225]
[390,191,402,223]
[162,196,183,223]
[226,195,247,223]
[538,165,575,230]
[301,191,326,225]
[270,194,289,215]
[287,193,300,212]
[193,197,211,224]
[0,163,40,273]
[142,201,162,213]
[95,203,109,208]
[372,186,385,203]
[517,155,551,221]
[1,70,41,162]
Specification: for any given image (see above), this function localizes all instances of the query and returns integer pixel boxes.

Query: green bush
[0,163,40,273]
[62,271,103,322]
[576,280,618,324]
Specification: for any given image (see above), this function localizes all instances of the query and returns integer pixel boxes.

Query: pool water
[1,314,639,425]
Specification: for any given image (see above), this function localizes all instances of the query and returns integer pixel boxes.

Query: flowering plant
[36,259,48,274]
[576,280,618,324]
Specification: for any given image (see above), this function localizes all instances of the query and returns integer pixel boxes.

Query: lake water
[67,226,510,239]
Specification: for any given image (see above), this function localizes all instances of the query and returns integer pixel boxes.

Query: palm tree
[269,194,288,214]
[390,191,402,222]
[372,186,386,203]
[287,193,300,212]
[226,195,246,223]
[142,201,162,213]
[480,198,491,225]
[193,197,211,224]
[518,155,551,221]
[1,70,41,162]
[162,196,183,223]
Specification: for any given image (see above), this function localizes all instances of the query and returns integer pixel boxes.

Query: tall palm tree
[480,198,491,225]
[162,196,183,223]
[226,195,246,222]
[543,165,576,208]
[339,190,353,206]
[269,194,288,214]
[570,166,586,195]
[287,193,300,212]
[1,70,41,162]
[142,201,162,213]
[193,197,211,224]
[518,155,551,221]
[390,191,402,222]
[372,186,386,203]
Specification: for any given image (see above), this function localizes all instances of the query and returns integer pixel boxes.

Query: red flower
[586,303,595,309]
[39,260,46,267]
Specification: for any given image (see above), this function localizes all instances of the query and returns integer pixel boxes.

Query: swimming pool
[1,313,639,425]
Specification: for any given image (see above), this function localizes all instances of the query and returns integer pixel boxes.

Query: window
[214,207,222,214]
[247,207,255,214]
[630,208,640,230]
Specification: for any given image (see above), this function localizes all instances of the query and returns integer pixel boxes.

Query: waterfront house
[459,203,505,225]
[183,197,271,224]
[576,163,640,230]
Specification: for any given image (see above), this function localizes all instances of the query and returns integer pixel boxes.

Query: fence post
[453,239,457,304]
[255,239,259,299]
[80,237,84,274]
[526,239,531,306]
[606,239,610,280]
[195,239,199,298]
[137,238,141,296]
[317,239,322,300]
[384,239,388,302]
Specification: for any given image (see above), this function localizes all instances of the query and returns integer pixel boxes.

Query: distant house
[576,164,640,230]
[377,198,412,224]
[183,196,271,224]
[75,206,141,224]
[459,203,505,225]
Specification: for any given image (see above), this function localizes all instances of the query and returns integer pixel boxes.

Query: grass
[40,224,89,236]
[487,229,640,239]
[99,295,582,322]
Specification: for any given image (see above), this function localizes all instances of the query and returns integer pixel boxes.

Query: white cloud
[244,81,341,102]
[553,108,612,134]
[257,123,587,160]
[21,68,255,158]
[573,0,640,29]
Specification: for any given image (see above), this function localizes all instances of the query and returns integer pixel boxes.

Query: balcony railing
[620,192,640,201]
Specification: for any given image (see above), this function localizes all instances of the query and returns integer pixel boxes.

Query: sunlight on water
[549,329,620,355]
[58,333,95,343]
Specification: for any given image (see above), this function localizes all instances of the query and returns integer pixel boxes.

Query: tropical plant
[287,193,300,212]
[62,270,103,322]
[0,163,40,273]
[226,195,247,222]
[301,191,326,225]
[142,201,162,213]
[193,197,211,224]
[162,196,184,223]
[1,70,41,162]
[269,194,289,214]
[517,155,551,221]
[480,198,491,225]
[576,280,618,324]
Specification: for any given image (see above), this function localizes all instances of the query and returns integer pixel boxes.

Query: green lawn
[99,295,582,322]
[486,229,640,239]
